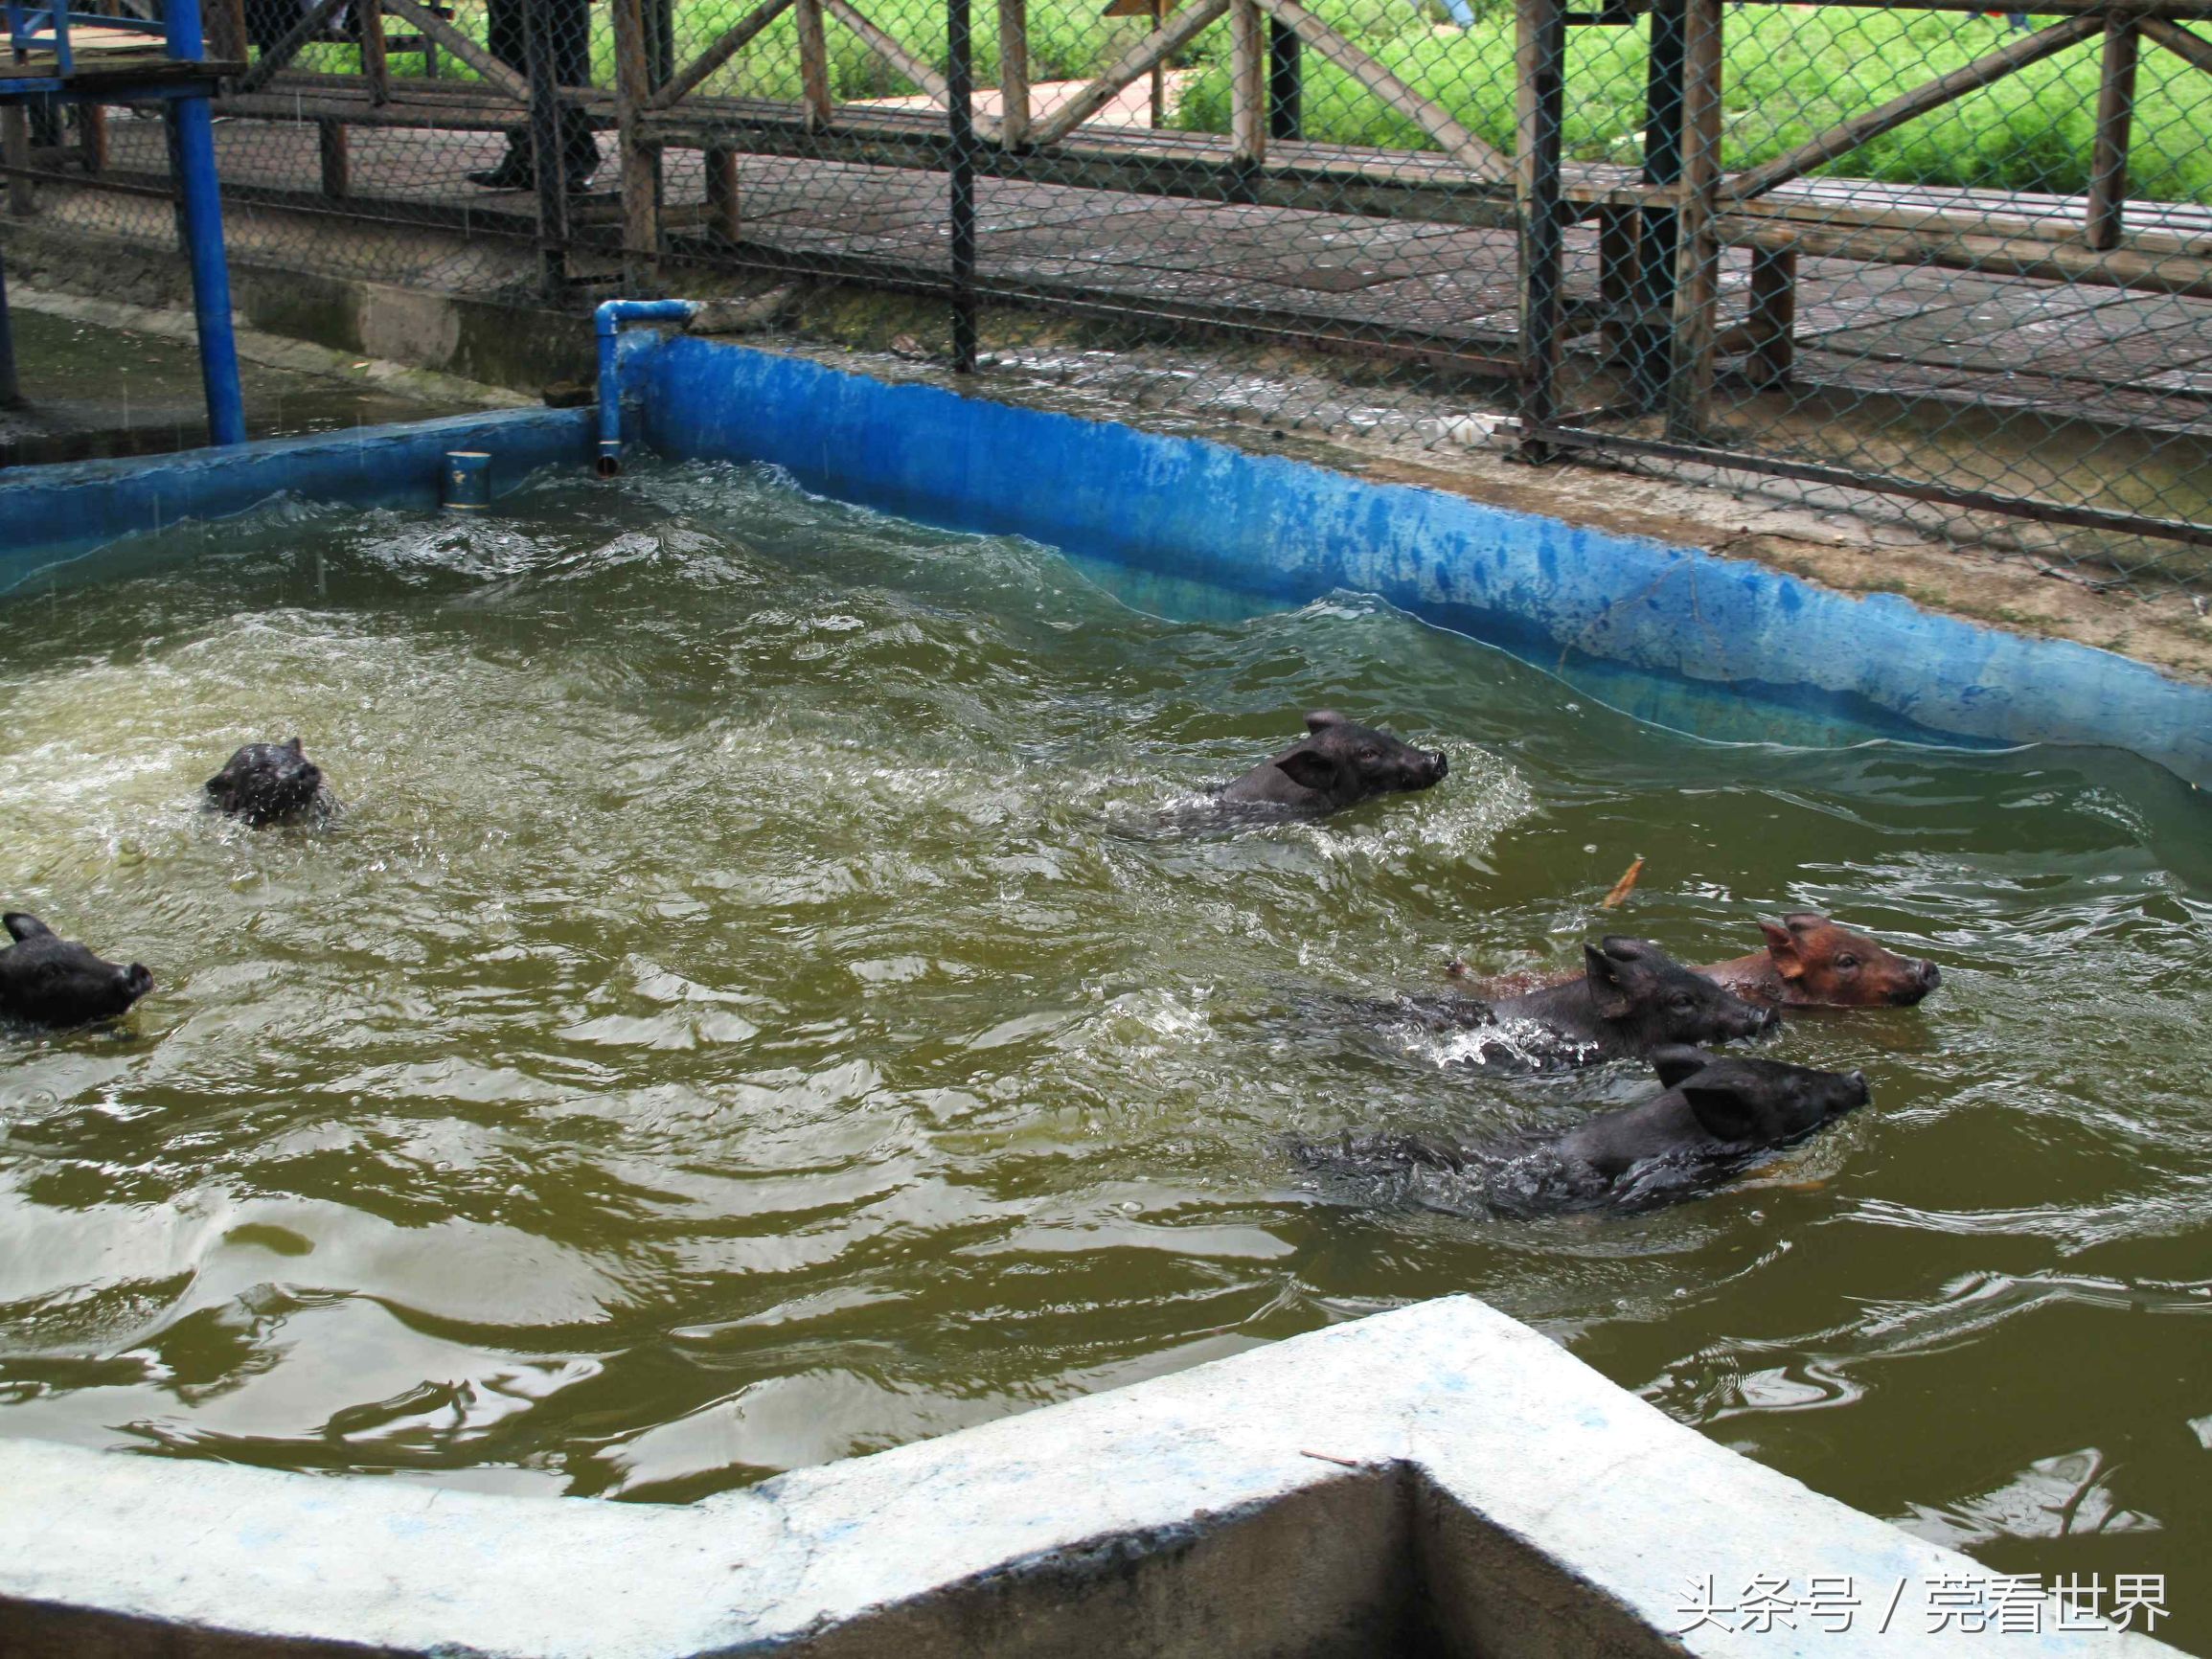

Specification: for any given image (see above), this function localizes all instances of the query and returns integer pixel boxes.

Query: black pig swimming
[1402,937,1778,1070]
[0,914,154,1029]
[1215,711,1448,818]
[205,738,336,827]
[1299,1046,1871,1216]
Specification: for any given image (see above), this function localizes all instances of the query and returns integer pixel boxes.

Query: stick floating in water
[1601,855,1645,909]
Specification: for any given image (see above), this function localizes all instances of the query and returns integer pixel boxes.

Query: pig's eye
[1836,955,1860,971]
[1357,746,1380,762]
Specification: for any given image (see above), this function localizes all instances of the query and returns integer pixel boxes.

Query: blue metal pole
[163,0,246,446]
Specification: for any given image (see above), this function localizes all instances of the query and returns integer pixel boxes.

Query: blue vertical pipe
[163,0,246,446]
[594,298,695,475]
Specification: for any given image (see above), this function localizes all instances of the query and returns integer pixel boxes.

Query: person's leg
[548,0,601,186]
[469,0,534,187]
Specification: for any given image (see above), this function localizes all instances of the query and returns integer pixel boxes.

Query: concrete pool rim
[0,1295,2183,1655]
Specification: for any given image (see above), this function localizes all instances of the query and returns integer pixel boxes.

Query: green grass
[295,0,2212,203]
[1174,4,2212,202]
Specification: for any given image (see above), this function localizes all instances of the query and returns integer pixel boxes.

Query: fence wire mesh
[4,0,2210,587]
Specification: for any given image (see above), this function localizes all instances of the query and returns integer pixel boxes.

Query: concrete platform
[0,1296,2186,1656]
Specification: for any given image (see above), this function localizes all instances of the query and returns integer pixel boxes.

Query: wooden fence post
[2087,13,2138,251]
[705,148,741,241]
[1231,0,1266,170]
[1665,0,1722,441]
[796,0,832,129]
[1515,0,1566,460]
[613,0,661,286]
[3,110,33,216]
[998,0,1031,148]
[1745,245,1796,389]
[317,117,351,196]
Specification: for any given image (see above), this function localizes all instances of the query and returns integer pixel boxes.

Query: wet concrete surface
[0,307,489,467]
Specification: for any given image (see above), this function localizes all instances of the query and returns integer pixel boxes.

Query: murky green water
[4,462,2210,1648]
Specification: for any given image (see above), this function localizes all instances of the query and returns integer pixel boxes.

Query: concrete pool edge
[0,1296,2178,1657]
[0,405,595,587]
[627,332,2212,784]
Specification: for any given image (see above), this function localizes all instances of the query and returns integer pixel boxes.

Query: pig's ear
[284,738,305,755]
[1304,710,1347,733]
[1651,1045,1709,1089]
[4,913,54,943]
[1681,1079,1762,1144]
[1758,919,1806,979]
[1275,750,1341,793]
[1583,943,1633,1019]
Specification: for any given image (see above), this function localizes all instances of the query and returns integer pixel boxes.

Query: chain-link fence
[5,0,2210,584]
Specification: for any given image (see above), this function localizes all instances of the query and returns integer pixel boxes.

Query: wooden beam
[2,109,32,216]
[1231,0,1266,166]
[317,115,351,195]
[824,0,951,108]
[704,145,741,239]
[613,0,660,284]
[1744,244,1794,388]
[1254,0,1508,182]
[2087,14,2138,251]
[1717,213,2212,301]
[649,0,793,109]
[1720,11,2100,203]
[358,0,391,104]
[1665,0,1722,439]
[234,0,356,97]
[1028,0,1228,148]
[2142,15,2212,73]
[795,0,832,129]
[79,102,109,173]
[379,0,529,101]
[997,0,1030,148]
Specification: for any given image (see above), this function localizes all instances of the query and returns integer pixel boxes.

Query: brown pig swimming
[1701,912,1940,1009]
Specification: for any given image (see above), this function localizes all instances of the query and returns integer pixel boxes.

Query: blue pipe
[165,0,246,447]
[595,299,696,475]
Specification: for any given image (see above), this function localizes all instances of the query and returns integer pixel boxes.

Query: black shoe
[468,154,534,191]
[562,157,600,194]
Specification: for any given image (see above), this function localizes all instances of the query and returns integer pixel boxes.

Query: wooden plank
[1716,213,2212,302]
[380,0,528,101]
[824,0,958,119]
[1721,11,2100,203]
[650,0,793,109]
[2086,14,2138,252]
[997,0,1030,148]
[613,0,660,284]
[358,0,391,105]
[317,115,351,195]
[1255,0,1508,181]
[1231,0,1266,166]
[234,0,356,96]
[1028,0,1228,148]
[2142,15,2212,73]
[1665,0,1722,439]
[704,144,740,239]
[212,0,249,66]
[1744,244,1794,388]
[795,0,832,128]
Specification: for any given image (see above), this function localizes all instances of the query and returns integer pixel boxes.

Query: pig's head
[1760,913,1940,1007]
[1650,1044,1871,1150]
[206,738,324,826]
[3,913,154,1024]
[1268,711,1448,809]
[1585,936,1779,1048]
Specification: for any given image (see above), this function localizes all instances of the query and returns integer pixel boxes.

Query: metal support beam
[166,0,248,446]
[1267,17,1300,140]
[948,0,978,371]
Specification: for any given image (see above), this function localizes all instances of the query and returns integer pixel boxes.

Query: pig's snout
[1890,959,1941,1005]
[1750,1002,1783,1035]
[1843,1069,1869,1106]
[1426,749,1448,782]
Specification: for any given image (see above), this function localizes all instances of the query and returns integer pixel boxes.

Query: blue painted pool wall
[629,334,2212,785]
[0,407,593,593]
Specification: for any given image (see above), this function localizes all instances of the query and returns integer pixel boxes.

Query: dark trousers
[488,0,599,173]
